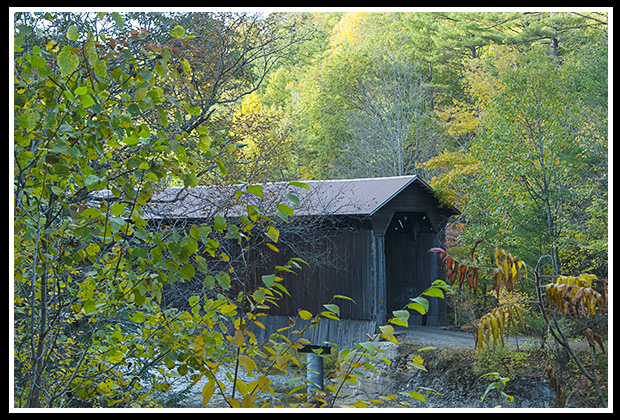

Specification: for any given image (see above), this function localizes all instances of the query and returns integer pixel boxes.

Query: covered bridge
[146,175,459,349]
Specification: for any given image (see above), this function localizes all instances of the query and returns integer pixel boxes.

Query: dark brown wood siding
[266,225,376,321]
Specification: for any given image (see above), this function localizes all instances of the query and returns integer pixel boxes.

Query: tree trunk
[26,257,47,408]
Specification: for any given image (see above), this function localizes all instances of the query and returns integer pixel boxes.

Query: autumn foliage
[432,241,607,358]
[429,247,479,293]
[545,274,606,318]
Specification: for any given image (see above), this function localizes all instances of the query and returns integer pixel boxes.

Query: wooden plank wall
[268,227,376,321]
[247,315,377,350]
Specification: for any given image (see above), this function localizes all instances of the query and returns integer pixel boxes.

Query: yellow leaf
[514,305,526,331]
[489,314,499,347]
[266,243,279,252]
[234,329,245,348]
[265,225,279,243]
[298,309,313,320]
[409,355,426,372]
[46,40,60,53]
[86,242,100,257]
[202,380,216,406]
[134,87,147,101]
[275,355,287,373]
[379,324,398,344]
[220,303,237,314]
[251,319,265,330]
[181,58,192,76]
[476,322,485,353]
[238,355,257,374]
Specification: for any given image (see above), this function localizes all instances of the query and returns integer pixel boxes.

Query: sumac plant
[545,274,606,318]
[432,240,608,407]
[429,247,480,292]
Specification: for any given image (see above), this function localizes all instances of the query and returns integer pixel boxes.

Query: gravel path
[393,325,591,351]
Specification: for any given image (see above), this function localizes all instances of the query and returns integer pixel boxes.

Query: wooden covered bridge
[145,175,459,349]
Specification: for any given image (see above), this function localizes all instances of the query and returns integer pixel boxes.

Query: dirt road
[393,325,591,351]
[394,325,541,350]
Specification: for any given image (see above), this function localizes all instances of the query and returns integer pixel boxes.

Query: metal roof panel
[140,175,458,220]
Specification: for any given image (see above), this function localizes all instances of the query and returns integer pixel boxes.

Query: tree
[225,91,296,182]
[343,49,441,178]
[285,12,444,179]
[425,45,607,275]
[12,12,310,408]
[13,11,450,409]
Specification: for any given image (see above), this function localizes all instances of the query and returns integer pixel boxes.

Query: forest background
[238,10,609,277]
[12,9,609,408]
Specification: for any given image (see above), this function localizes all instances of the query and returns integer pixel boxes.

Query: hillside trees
[286,13,443,179]
[425,44,608,275]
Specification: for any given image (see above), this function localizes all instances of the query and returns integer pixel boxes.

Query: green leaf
[84,174,101,189]
[408,302,427,315]
[110,202,126,217]
[111,12,124,29]
[129,311,145,323]
[288,181,310,191]
[284,193,300,207]
[423,286,445,298]
[170,25,186,38]
[57,49,79,77]
[180,264,195,280]
[134,87,147,101]
[247,185,263,197]
[94,59,107,78]
[323,303,340,316]
[400,391,427,402]
[82,299,96,315]
[262,274,276,288]
[379,324,394,336]
[277,203,294,217]
[357,341,376,356]
[214,215,227,232]
[80,208,101,219]
[408,296,429,315]
[81,94,95,108]
[74,86,88,96]
[275,211,289,222]
[389,309,410,327]
[216,272,231,291]
[66,24,79,41]
[30,54,47,70]
[139,70,153,82]
[122,135,139,146]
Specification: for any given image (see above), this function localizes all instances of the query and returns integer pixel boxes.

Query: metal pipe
[298,344,331,397]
